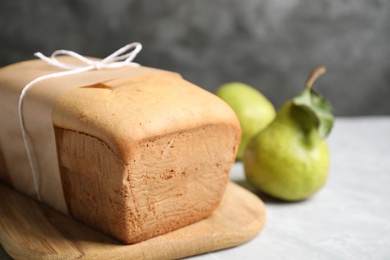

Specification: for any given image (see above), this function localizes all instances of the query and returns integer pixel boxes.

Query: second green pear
[215,82,276,160]
[243,67,334,201]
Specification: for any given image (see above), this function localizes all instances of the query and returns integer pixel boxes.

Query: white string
[17,42,143,200]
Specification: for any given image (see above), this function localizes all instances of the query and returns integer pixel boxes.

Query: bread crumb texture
[57,123,239,244]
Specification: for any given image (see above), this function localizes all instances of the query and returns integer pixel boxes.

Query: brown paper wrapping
[0,58,174,214]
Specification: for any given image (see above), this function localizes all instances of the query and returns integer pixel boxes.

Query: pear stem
[305,66,326,89]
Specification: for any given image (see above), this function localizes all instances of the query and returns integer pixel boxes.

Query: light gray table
[188,117,390,260]
[1,117,390,259]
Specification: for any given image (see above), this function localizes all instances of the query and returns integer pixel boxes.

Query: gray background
[1,0,389,116]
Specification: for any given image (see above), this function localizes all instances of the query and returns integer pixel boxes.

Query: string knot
[94,62,105,70]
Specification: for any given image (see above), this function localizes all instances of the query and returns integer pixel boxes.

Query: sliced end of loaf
[56,122,239,244]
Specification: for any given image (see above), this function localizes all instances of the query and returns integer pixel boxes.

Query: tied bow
[35,42,142,71]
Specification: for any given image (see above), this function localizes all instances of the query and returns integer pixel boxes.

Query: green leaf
[292,88,334,139]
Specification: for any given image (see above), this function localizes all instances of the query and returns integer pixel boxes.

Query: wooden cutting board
[0,182,266,259]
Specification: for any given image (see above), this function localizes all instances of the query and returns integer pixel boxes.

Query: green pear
[215,82,276,160]
[243,67,334,201]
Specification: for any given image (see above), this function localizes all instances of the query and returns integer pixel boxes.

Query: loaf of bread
[0,58,241,244]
